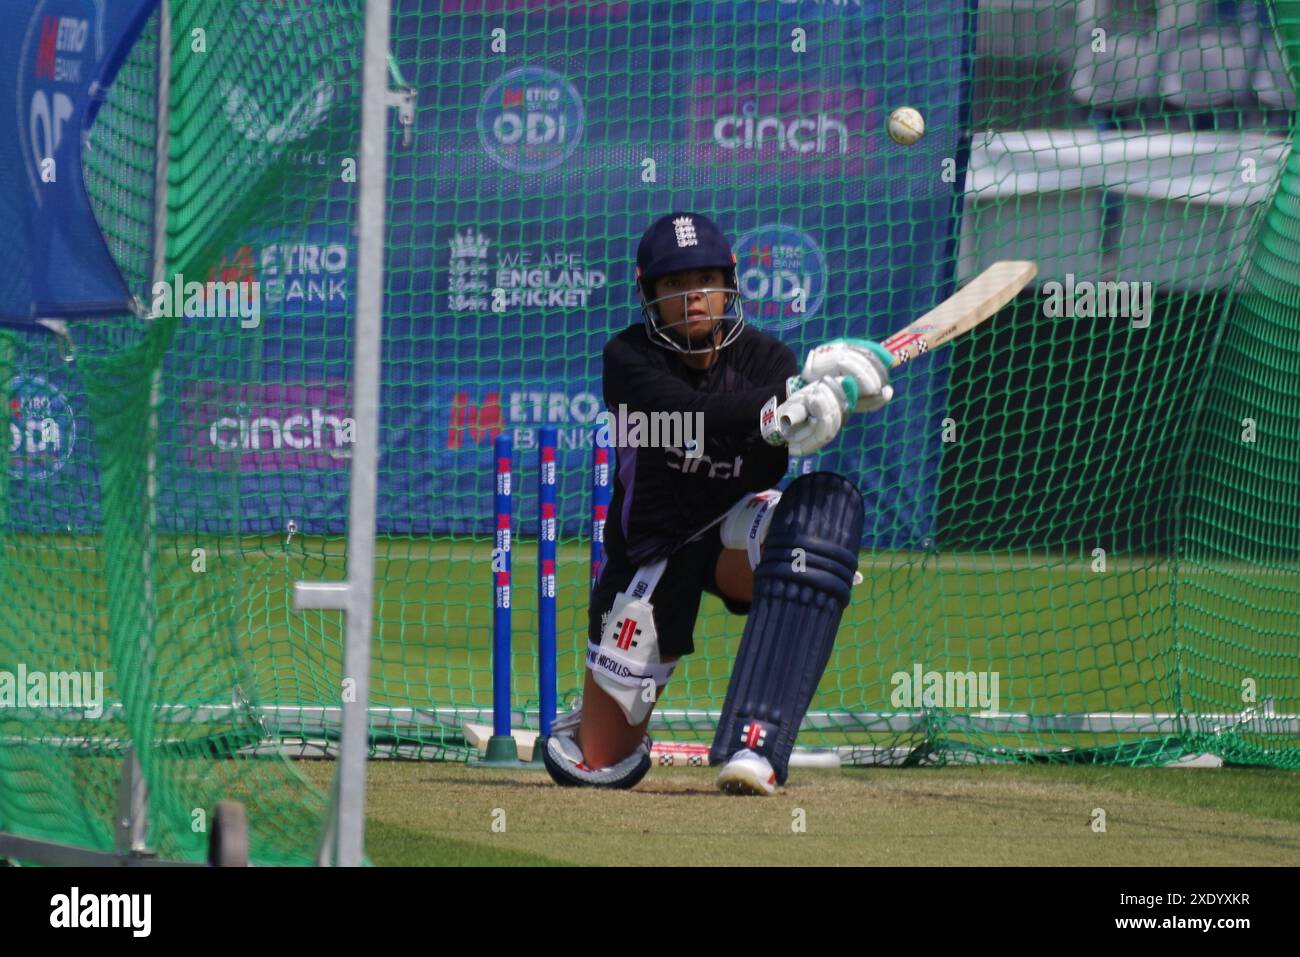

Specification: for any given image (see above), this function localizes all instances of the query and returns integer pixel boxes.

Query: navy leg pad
[709,471,864,785]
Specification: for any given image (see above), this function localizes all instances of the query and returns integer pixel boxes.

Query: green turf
[7,530,1298,864]
[12,533,1297,761]
[366,818,567,867]
[296,760,1300,867]
[1020,764,1300,824]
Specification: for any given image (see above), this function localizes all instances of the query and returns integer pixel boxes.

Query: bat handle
[779,405,808,430]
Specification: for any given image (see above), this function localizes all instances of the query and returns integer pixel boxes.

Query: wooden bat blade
[880,260,1037,368]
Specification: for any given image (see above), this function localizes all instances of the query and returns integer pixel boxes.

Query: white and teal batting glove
[760,375,857,456]
[796,338,894,414]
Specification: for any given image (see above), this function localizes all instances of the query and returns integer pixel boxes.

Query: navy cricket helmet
[635,212,745,354]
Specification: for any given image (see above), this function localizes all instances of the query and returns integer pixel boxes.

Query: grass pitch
[112,534,1294,760]
[296,760,1300,867]
[19,533,1298,761]
[7,533,1297,866]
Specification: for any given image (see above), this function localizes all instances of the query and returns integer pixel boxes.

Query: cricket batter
[542,212,894,794]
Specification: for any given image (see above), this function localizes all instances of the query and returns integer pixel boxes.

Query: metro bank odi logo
[478,66,585,173]
[732,224,828,332]
[7,375,77,481]
[18,1,105,201]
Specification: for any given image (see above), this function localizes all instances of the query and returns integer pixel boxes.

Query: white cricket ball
[888,106,925,146]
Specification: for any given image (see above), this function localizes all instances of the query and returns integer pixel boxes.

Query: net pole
[334,0,393,867]
[116,0,172,858]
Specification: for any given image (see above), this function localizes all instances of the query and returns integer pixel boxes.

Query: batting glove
[798,338,894,414]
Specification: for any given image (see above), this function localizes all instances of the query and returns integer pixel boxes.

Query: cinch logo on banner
[445,225,607,313]
[478,66,585,173]
[690,77,881,178]
[445,385,602,451]
[6,375,77,481]
[732,223,828,332]
[183,381,354,471]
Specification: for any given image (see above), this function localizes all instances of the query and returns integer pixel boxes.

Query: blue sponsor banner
[431,378,605,537]
[0,0,156,323]
[9,1,973,550]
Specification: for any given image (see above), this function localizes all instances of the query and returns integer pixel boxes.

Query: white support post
[293,0,394,868]
[119,0,172,857]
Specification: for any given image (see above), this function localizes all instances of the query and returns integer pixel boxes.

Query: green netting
[1176,3,1300,766]
[3,0,1299,868]
[0,1,365,865]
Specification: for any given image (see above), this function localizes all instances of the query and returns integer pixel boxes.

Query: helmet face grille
[639,282,746,355]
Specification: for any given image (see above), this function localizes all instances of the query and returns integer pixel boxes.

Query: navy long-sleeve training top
[600,322,799,566]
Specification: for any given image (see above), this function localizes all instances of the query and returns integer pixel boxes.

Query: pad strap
[625,558,666,602]
[719,490,782,570]
[589,556,674,689]
[590,557,672,725]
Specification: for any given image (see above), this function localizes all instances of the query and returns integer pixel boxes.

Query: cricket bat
[778,260,1036,431]
[878,259,1038,367]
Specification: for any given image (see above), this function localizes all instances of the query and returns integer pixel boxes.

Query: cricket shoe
[716,748,777,796]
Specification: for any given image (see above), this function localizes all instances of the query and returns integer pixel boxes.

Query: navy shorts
[588,524,752,659]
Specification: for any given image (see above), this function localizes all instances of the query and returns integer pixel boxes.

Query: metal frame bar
[9,703,1297,736]
[0,833,201,867]
[292,0,394,868]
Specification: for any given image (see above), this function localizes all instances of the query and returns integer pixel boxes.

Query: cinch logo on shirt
[664,447,742,479]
